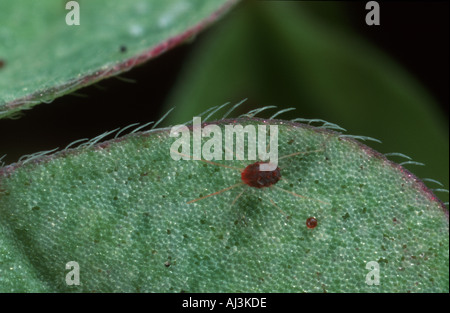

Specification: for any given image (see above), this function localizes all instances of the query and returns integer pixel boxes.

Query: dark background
[1,1,448,164]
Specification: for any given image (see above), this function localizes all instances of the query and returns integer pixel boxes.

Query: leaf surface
[0,0,236,118]
[0,118,448,292]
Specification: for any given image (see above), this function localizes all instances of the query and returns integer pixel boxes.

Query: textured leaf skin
[0,0,237,118]
[0,118,448,292]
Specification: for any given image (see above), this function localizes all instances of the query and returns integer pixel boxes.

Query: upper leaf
[0,0,237,118]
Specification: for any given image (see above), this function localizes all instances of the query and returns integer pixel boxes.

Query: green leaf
[162,1,449,204]
[0,117,448,292]
[0,0,237,119]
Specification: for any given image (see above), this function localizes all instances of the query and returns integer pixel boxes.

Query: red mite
[306,217,318,229]
[241,162,281,188]
[184,149,328,219]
